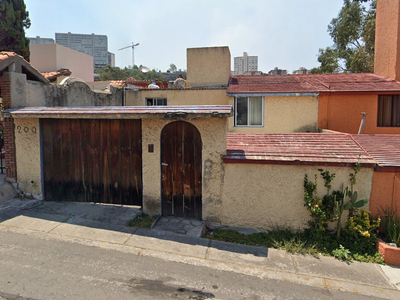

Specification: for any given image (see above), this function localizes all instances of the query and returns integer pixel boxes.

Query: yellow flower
[315,205,319,208]
[362,231,370,238]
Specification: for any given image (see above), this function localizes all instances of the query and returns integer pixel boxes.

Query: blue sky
[24,0,345,73]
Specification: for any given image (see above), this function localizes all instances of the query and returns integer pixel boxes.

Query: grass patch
[205,226,384,264]
[126,213,158,229]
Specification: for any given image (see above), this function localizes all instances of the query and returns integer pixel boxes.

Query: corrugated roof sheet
[352,134,400,168]
[4,105,233,119]
[224,133,375,166]
[227,73,400,94]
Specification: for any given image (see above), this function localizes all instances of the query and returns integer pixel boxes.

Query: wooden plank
[100,120,110,203]
[109,119,121,204]
[183,122,195,218]
[91,119,101,203]
[81,119,93,203]
[70,119,83,201]
[172,122,184,217]
[131,119,142,206]
[62,119,75,201]
[120,120,131,205]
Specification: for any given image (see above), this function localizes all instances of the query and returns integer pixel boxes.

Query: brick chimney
[374,0,400,80]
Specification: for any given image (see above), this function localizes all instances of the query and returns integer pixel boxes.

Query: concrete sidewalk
[0,199,400,299]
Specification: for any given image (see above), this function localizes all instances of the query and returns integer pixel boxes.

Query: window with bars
[377,95,400,127]
[146,98,167,106]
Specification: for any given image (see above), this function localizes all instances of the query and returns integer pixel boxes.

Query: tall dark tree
[311,0,376,74]
[0,0,31,61]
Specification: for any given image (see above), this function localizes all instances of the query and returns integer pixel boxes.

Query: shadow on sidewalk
[0,199,269,258]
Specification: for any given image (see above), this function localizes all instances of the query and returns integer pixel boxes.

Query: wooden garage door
[42,119,142,205]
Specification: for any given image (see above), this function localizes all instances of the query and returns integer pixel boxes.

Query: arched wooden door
[161,121,202,219]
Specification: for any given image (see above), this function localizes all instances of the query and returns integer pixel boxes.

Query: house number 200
[17,126,37,134]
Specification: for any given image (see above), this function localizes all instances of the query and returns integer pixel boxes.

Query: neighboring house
[353,135,400,218]
[268,67,287,75]
[228,73,400,134]
[0,51,48,179]
[30,43,94,83]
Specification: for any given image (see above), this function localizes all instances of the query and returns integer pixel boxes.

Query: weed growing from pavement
[126,213,158,229]
[206,224,384,264]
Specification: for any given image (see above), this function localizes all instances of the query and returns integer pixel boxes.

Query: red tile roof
[110,80,124,87]
[41,68,71,82]
[223,133,375,167]
[0,51,48,83]
[227,73,400,94]
[352,134,400,169]
[0,51,17,63]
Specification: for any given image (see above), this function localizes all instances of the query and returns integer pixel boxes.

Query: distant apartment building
[268,67,287,75]
[28,36,55,45]
[293,67,308,74]
[108,52,115,67]
[55,32,111,68]
[233,52,258,75]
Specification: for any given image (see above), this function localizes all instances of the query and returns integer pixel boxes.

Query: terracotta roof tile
[224,133,375,166]
[227,73,400,94]
[0,51,17,62]
[0,51,49,83]
[41,68,71,82]
[109,80,125,87]
[352,134,400,168]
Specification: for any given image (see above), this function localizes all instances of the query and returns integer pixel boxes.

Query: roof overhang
[3,105,233,120]
[222,157,376,168]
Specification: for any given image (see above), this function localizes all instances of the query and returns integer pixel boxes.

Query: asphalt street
[0,230,389,300]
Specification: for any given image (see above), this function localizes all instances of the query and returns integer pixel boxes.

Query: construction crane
[118,42,139,67]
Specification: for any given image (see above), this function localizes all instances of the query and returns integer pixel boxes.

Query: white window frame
[145,98,167,106]
[234,96,264,127]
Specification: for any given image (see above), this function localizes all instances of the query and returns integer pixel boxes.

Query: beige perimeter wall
[125,89,229,107]
[219,164,374,230]
[13,116,374,231]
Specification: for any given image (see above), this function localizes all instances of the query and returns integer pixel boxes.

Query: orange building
[317,74,400,134]
[353,135,400,218]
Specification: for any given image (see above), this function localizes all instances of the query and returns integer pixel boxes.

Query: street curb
[0,222,399,300]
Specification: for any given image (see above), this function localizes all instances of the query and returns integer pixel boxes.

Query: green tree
[96,65,128,81]
[0,0,31,61]
[167,63,177,73]
[312,0,376,73]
